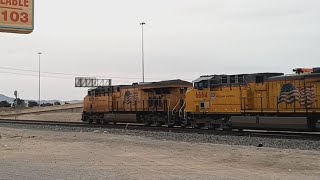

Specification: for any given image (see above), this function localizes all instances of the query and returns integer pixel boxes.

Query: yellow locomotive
[185,68,320,130]
[82,80,192,126]
[82,68,320,131]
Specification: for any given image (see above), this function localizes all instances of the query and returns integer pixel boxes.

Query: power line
[0,66,163,80]
[0,71,72,79]
[0,70,194,82]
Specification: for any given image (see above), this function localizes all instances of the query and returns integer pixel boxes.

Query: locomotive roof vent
[293,68,313,74]
[293,67,320,74]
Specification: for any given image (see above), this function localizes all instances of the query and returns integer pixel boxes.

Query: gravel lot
[0,123,319,151]
[0,126,320,180]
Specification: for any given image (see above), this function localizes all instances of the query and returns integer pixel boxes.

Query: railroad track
[0,119,319,140]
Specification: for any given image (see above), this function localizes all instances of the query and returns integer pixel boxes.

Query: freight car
[185,67,320,131]
[82,80,192,126]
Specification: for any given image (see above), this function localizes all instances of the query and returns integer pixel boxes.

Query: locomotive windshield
[193,75,248,89]
[194,81,208,90]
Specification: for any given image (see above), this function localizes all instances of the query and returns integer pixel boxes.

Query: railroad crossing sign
[0,0,34,34]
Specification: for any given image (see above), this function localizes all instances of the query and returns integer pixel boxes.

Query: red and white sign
[0,0,34,34]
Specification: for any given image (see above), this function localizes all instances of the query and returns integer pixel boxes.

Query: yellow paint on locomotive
[186,86,245,114]
[83,95,109,113]
[83,82,192,114]
[186,75,320,115]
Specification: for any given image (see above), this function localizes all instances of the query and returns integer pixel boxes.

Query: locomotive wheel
[193,123,201,129]
[168,124,174,128]
[155,120,164,127]
[143,115,152,126]
[88,119,93,124]
[103,120,108,124]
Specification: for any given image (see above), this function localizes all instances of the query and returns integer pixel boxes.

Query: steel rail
[0,119,319,140]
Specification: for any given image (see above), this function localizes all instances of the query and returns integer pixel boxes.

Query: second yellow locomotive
[186,68,320,130]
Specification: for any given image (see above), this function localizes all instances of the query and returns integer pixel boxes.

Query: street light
[140,22,146,83]
[38,52,42,107]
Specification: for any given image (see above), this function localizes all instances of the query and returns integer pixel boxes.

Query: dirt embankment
[0,127,319,180]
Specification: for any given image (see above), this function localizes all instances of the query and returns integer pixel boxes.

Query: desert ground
[0,126,319,180]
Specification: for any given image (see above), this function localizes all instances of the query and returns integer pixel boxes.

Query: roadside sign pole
[14,90,18,120]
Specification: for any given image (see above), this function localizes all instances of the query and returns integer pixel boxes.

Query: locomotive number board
[0,0,34,34]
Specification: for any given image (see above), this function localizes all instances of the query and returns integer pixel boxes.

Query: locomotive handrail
[179,100,186,117]
[167,99,170,124]
[172,101,180,116]
[243,77,249,85]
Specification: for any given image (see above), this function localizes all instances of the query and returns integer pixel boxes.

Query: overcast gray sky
[1,0,320,101]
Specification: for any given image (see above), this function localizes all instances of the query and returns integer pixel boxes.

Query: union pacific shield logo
[278,83,316,106]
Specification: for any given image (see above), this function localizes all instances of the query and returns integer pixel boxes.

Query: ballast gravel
[0,123,319,151]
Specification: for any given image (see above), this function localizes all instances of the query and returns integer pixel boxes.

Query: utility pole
[38,52,42,107]
[140,22,145,83]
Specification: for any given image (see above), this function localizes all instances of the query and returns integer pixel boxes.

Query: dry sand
[0,127,319,180]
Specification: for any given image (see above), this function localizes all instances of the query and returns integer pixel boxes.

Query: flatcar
[185,67,320,131]
[82,80,192,126]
